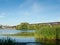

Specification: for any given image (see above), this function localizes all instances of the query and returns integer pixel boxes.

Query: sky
[0,0,60,26]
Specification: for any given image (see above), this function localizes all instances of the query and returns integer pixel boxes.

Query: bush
[0,38,15,45]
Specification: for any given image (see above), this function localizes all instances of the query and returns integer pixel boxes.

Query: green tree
[16,23,29,30]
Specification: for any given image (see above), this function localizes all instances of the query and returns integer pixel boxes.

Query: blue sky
[0,0,60,26]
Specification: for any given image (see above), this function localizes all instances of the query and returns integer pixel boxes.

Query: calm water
[0,29,35,34]
[0,30,56,45]
[0,36,35,42]
[0,29,41,45]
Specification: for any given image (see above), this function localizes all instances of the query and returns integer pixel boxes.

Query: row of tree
[16,23,35,30]
[16,22,59,30]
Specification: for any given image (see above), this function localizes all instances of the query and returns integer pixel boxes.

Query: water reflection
[0,36,41,45]
[0,30,57,45]
[0,36,35,42]
[0,30,35,34]
[0,36,57,45]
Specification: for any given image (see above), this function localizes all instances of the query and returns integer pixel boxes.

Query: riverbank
[0,32,35,37]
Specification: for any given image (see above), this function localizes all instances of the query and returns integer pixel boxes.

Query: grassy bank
[35,25,60,45]
[1,32,35,37]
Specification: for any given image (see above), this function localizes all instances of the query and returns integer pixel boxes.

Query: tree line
[16,22,59,30]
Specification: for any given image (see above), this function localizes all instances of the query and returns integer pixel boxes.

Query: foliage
[0,38,15,45]
[35,25,60,45]
[16,22,60,44]
[16,23,30,30]
[16,23,50,30]
[36,26,56,39]
[16,22,60,39]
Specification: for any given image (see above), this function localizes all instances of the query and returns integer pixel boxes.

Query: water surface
[0,29,35,34]
[0,29,41,45]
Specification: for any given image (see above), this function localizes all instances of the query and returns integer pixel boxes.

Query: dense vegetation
[16,22,60,39]
[0,38,28,45]
[16,23,49,30]
[0,38,15,45]
[16,23,35,30]
[35,25,60,45]
[16,22,60,45]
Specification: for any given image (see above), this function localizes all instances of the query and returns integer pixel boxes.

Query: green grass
[35,27,56,39]
[1,32,35,36]
[35,25,60,45]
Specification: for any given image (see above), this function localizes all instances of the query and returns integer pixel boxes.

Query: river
[0,29,41,45]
